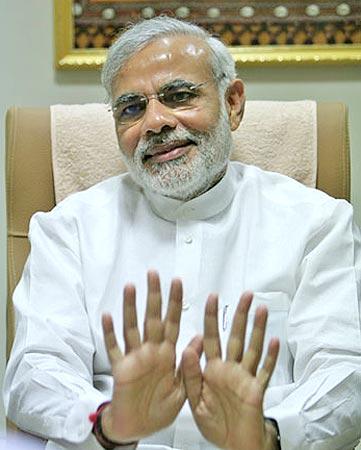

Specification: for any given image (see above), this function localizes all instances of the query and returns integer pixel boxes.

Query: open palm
[182,292,279,450]
[101,271,187,443]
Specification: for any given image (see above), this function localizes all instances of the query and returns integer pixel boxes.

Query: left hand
[181,292,280,450]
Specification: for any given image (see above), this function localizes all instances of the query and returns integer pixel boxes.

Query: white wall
[1,0,361,435]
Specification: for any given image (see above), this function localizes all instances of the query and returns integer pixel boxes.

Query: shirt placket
[173,217,203,450]
[174,218,202,312]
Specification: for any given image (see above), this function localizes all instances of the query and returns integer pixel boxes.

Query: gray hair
[101,16,236,102]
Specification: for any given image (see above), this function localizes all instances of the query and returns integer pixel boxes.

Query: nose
[140,97,178,136]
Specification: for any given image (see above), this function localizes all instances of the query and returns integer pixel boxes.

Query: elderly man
[4,16,361,450]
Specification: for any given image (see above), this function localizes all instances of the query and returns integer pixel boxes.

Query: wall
[1,0,361,435]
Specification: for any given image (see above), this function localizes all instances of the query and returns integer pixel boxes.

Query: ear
[225,79,245,131]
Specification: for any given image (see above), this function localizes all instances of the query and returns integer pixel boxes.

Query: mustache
[137,127,208,155]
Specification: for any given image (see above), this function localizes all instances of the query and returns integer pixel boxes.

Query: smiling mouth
[143,139,196,164]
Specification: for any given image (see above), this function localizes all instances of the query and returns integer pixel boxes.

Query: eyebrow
[112,93,142,110]
[161,79,199,92]
[112,79,200,109]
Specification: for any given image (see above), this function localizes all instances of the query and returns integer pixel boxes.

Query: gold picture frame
[54,0,361,70]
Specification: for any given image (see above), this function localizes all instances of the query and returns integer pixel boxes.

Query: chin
[143,163,226,201]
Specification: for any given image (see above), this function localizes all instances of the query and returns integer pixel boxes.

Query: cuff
[62,390,108,443]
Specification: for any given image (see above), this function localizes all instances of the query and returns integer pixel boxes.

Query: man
[4,16,361,450]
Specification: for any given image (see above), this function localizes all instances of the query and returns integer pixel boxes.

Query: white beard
[119,107,233,201]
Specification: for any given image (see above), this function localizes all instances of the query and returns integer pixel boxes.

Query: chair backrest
[5,102,350,359]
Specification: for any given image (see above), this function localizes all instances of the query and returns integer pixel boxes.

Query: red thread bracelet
[89,401,137,449]
[89,401,110,424]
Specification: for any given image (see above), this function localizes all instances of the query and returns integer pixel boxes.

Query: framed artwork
[54,0,361,69]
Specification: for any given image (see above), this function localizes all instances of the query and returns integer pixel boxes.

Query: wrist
[264,418,281,450]
[90,402,138,449]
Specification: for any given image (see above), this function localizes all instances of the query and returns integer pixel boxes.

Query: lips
[143,139,195,164]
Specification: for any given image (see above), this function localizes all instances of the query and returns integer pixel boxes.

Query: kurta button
[182,302,190,310]
[184,236,193,244]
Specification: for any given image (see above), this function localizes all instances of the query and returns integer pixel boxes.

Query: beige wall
[1,0,361,436]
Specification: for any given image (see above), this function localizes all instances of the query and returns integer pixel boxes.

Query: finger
[102,313,123,365]
[257,337,280,392]
[226,291,253,362]
[204,294,222,361]
[176,335,203,385]
[181,336,204,411]
[123,284,141,353]
[187,335,203,357]
[144,270,164,343]
[164,278,183,345]
[242,305,268,375]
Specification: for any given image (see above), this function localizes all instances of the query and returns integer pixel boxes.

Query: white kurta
[4,162,361,450]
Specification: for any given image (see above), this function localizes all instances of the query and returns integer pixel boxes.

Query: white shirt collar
[144,163,237,222]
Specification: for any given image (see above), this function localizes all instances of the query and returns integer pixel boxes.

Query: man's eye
[164,90,197,105]
[119,102,144,119]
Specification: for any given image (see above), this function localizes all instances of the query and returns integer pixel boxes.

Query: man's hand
[100,271,187,443]
[182,292,280,450]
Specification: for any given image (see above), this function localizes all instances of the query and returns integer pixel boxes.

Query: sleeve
[3,208,109,449]
[264,199,361,450]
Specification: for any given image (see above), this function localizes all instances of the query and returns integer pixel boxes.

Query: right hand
[100,271,187,443]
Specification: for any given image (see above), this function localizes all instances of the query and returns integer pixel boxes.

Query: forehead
[112,35,214,95]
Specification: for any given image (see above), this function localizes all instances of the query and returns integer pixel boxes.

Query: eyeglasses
[111,79,211,126]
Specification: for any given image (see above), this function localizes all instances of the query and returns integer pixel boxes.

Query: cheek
[176,105,220,131]
[116,127,139,158]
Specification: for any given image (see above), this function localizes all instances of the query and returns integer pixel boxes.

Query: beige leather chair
[5,102,350,361]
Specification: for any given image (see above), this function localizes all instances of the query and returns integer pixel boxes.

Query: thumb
[181,335,203,411]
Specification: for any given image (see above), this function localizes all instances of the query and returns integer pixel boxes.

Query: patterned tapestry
[71,1,361,49]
